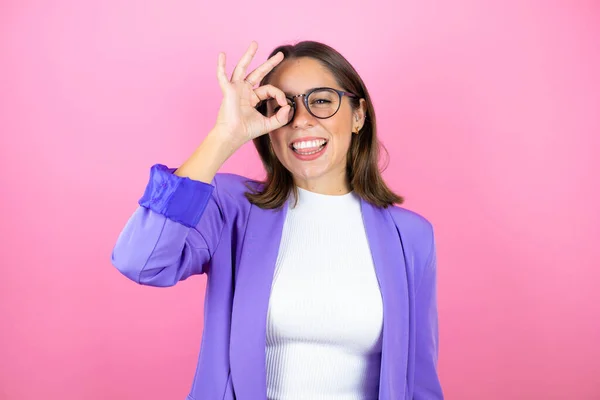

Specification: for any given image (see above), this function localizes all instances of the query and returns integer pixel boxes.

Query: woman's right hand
[175,42,289,183]
[213,41,291,148]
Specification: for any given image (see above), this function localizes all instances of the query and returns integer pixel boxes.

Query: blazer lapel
[229,202,287,399]
[361,200,410,400]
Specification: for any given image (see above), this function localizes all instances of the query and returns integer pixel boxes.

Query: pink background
[1,1,599,399]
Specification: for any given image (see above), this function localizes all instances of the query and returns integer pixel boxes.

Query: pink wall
[1,1,599,399]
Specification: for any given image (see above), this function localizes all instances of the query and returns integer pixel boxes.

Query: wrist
[207,127,245,154]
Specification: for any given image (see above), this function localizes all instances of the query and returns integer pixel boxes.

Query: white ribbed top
[265,187,384,400]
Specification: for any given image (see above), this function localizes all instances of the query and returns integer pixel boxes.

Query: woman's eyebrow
[283,87,320,96]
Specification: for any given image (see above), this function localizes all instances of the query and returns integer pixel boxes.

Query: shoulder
[386,205,434,244]
[212,172,259,198]
[386,205,436,277]
[210,172,263,212]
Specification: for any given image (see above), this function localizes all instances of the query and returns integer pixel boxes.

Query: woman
[112,40,443,400]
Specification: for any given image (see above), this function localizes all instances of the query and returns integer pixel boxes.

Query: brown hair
[245,40,404,209]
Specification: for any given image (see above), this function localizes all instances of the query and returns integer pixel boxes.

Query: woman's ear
[353,98,367,133]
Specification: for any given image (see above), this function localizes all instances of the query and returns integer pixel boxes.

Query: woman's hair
[245,40,404,209]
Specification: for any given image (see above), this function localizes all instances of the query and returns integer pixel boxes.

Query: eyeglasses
[263,87,358,126]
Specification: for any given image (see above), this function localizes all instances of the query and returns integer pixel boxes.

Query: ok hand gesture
[213,41,291,147]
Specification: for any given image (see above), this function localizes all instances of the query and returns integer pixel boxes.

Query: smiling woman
[250,42,404,208]
[111,40,444,400]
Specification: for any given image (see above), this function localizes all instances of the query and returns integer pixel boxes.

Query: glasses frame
[265,87,358,126]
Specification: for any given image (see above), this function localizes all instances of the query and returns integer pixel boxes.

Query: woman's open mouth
[289,138,328,160]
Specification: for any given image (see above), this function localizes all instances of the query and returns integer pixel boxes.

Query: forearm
[174,128,242,184]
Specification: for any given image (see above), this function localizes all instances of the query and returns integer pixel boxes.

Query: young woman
[112,40,443,400]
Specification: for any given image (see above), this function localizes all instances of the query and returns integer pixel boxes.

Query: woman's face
[266,57,365,195]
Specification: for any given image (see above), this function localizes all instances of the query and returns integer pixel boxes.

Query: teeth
[292,139,326,151]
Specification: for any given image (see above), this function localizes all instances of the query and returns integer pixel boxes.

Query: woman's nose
[291,97,315,128]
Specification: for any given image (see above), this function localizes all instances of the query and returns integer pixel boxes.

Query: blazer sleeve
[413,236,444,399]
[110,164,224,287]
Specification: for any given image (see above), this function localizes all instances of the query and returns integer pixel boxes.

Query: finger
[244,51,284,86]
[216,52,229,92]
[253,84,287,106]
[231,41,258,82]
[263,105,291,132]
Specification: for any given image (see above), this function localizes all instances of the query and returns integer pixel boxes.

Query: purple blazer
[111,164,443,400]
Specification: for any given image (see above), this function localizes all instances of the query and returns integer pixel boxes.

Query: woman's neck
[293,174,351,196]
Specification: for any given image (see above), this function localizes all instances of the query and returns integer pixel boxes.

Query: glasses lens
[307,89,340,118]
[265,98,295,125]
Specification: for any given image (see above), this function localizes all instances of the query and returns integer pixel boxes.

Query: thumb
[263,105,291,132]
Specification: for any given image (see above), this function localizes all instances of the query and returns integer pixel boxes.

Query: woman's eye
[312,99,331,104]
